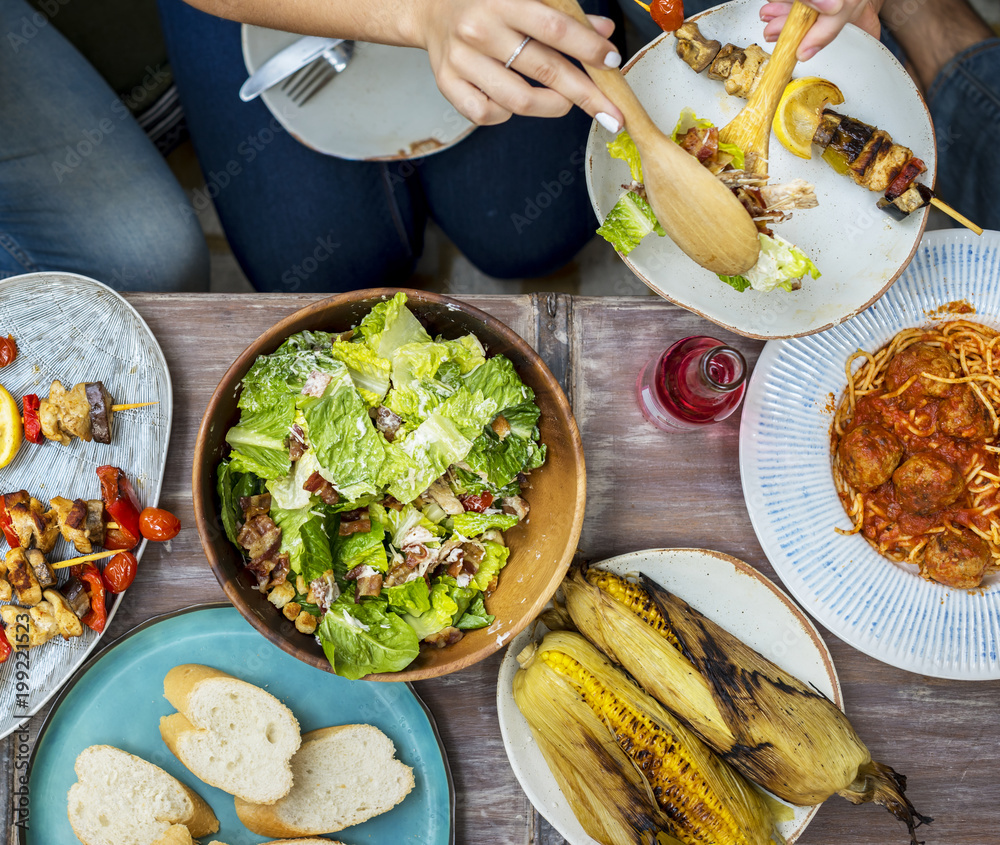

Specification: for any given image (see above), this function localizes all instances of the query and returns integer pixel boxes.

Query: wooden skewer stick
[631,0,650,9]
[111,401,159,412]
[53,548,121,570]
[929,198,983,235]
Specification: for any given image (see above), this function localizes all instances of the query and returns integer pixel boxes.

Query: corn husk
[563,566,931,844]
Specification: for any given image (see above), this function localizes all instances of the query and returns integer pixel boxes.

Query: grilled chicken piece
[709,43,770,97]
[427,477,464,516]
[6,548,43,606]
[759,179,819,212]
[856,138,912,193]
[44,588,84,639]
[40,380,93,443]
[2,602,60,648]
[5,491,59,553]
[674,21,721,72]
[49,496,104,554]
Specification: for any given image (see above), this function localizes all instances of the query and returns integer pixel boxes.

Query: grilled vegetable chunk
[513,630,777,845]
[563,567,931,845]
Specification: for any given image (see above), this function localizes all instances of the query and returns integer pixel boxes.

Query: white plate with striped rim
[0,272,171,738]
[740,228,1000,679]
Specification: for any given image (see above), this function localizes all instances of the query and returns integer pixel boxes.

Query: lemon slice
[0,385,23,468]
[773,76,845,160]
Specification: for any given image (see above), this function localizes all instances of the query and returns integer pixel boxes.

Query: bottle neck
[698,345,747,394]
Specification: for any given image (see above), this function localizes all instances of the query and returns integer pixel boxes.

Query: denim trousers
[156,0,615,293]
[0,0,209,290]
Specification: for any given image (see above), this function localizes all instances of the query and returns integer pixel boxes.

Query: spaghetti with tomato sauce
[831,320,1000,589]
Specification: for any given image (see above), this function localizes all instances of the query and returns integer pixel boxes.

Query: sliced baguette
[151,825,197,845]
[235,724,414,837]
[67,745,218,845]
[160,664,301,804]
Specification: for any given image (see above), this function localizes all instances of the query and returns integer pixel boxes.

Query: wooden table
[3,293,996,844]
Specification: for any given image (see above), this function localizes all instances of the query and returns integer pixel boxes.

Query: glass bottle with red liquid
[636,336,747,431]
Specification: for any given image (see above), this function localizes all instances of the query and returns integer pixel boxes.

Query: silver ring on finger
[504,35,532,69]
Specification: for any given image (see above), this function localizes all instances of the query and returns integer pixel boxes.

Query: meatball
[919,528,990,589]
[884,343,957,399]
[892,453,965,513]
[837,424,904,492]
[939,385,992,440]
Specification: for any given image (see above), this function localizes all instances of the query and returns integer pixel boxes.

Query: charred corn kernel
[564,567,931,844]
[538,649,748,845]
[585,569,682,652]
[514,631,776,845]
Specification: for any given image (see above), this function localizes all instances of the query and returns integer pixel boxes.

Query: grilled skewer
[673,22,983,232]
[30,379,157,446]
[3,490,106,554]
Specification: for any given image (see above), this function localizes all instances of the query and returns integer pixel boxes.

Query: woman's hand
[759,1,884,60]
[412,0,625,128]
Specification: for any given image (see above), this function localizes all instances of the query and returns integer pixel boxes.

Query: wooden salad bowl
[191,288,586,682]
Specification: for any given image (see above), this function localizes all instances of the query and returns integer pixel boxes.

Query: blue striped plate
[740,229,1000,679]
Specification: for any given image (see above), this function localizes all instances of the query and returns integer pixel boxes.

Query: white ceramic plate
[585,0,934,339]
[740,228,1000,679]
[497,548,841,844]
[242,26,475,160]
[0,272,171,739]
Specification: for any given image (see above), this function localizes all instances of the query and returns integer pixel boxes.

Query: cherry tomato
[0,335,16,368]
[103,552,138,594]
[139,507,181,541]
[651,0,684,32]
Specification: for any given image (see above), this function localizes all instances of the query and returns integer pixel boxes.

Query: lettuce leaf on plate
[720,233,822,293]
[607,129,643,183]
[596,192,666,257]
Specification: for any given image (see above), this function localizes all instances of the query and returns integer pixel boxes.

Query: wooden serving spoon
[539,0,760,275]
[719,1,820,178]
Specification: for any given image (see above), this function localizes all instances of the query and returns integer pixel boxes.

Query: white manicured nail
[596,112,620,133]
[604,51,621,68]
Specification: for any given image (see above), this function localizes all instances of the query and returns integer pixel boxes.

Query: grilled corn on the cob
[513,630,779,845]
[563,566,931,844]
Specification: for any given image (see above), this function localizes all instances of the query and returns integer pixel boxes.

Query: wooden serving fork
[719,1,819,178]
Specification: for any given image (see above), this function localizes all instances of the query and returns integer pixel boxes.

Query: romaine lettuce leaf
[329,340,391,407]
[452,511,519,536]
[718,274,753,293]
[435,388,499,440]
[225,399,295,480]
[385,503,446,548]
[272,504,335,579]
[464,427,545,489]
[738,233,822,293]
[266,451,327,511]
[596,192,666,257]
[216,459,259,546]
[384,578,431,616]
[501,402,541,441]
[472,540,510,591]
[607,130,643,183]
[455,592,495,630]
[358,292,431,358]
[385,413,474,503]
[318,595,420,680]
[301,366,385,500]
[402,579,475,640]
[238,330,345,413]
[462,356,534,414]
[331,515,388,574]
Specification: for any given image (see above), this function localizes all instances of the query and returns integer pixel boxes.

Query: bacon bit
[345,564,383,600]
[302,471,340,505]
[339,515,371,536]
[340,508,365,522]
[239,494,271,519]
[288,424,306,461]
[459,492,493,513]
[679,126,719,163]
[381,495,405,511]
[374,405,403,442]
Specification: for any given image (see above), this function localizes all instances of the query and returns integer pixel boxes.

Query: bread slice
[151,825,197,845]
[235,724,414,837]
[67,745,218,845]
[159,664,301,804]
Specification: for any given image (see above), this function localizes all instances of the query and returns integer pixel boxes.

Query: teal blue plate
[23,604,454,844]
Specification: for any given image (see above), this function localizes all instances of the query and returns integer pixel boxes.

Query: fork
[281,40,355,106]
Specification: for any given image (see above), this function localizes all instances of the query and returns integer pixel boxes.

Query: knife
[240,36,345,102]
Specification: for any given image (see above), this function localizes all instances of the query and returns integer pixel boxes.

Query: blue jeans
[928,39,1000,231]
[157,0,613,293]
[0,0,209,290]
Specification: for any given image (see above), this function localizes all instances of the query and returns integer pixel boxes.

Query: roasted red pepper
[22,394,42,445]
[0,496,19,548]
[96,465,142,550]
[71,563,108,633]
[0,624,11,663]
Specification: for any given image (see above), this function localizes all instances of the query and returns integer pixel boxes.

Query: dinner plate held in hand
[496,548,840,844]
[0,272,171,741]
[585,0,934,339]
[242,26,475,160]
[21,604,454,845]
[740,229,1000,679]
